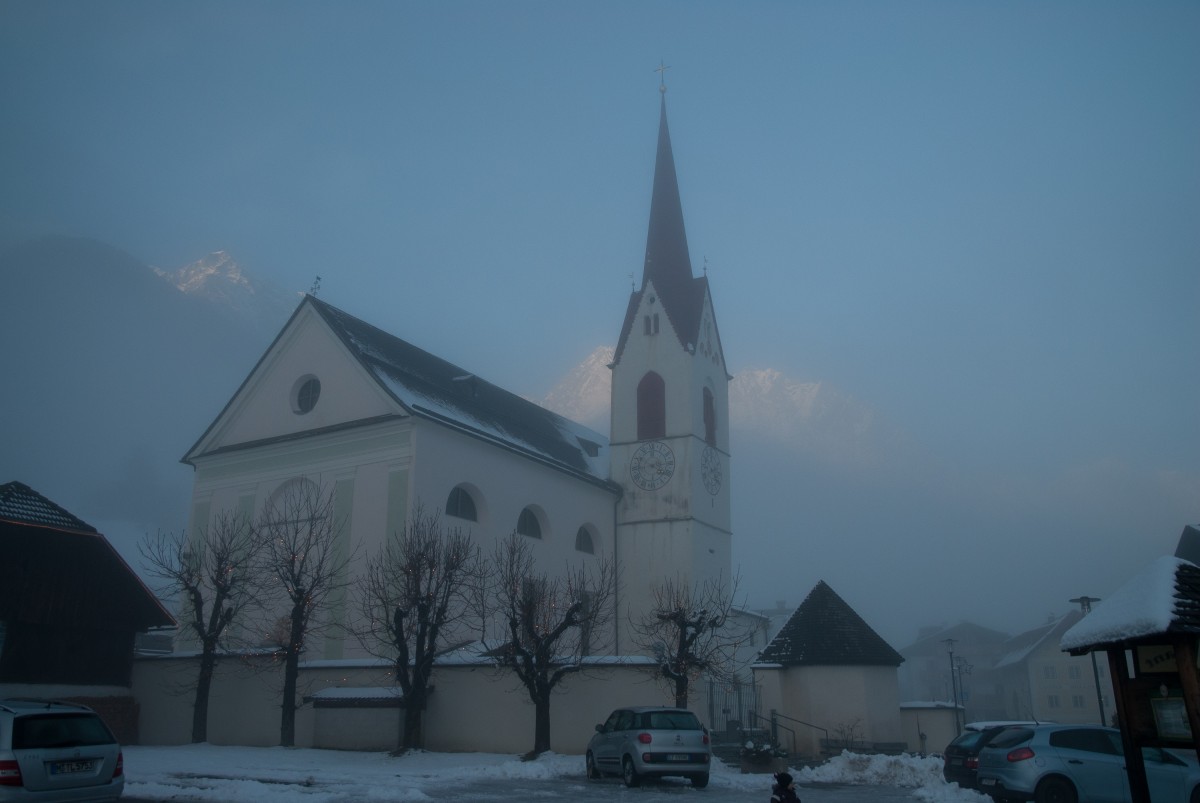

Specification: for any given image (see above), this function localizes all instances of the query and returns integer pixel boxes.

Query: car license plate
[980,778,996,787]
[667,753,690,761]
[50,759,94,775]
[950,758,962,766]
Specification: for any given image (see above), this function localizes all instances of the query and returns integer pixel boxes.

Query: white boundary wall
[133,655,673,754]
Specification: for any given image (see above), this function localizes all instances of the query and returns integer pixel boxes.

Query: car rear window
[949,731,987,749]
[639,711,701,730]
[987,727,1034,749]
[13,714,116,749]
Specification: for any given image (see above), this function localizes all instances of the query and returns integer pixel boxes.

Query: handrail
[746,710,797,756]
[769,710,829,741]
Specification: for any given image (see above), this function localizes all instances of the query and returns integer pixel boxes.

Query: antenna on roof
[309,276,321,297]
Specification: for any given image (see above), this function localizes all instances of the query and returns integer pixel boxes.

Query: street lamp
[1070,596,1106,725]
[944,638,962,734]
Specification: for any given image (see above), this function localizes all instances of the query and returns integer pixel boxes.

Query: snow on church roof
[309,296,615,489]
[1060,555,1200,653]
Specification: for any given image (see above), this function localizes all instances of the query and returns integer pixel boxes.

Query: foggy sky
[1,1,1197,646]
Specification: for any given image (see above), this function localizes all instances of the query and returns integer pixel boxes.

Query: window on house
[637,372,666,440]
[445,486,477,521]
[1068,665,1081,680]
[703,386,716,446]
[517,507,542,539]
[1072,695,1085,708]
[1043,665,1057,679]
[1047,694,1060,709]
[575,526,594,554]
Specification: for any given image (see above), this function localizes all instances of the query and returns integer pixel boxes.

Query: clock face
[701,446,722,495]
[630,441,675,491]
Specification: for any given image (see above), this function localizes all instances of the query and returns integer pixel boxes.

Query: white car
[586,706,712,788]
[0,699,124,802]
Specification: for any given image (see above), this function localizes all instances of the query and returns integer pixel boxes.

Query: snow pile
[123,744,989,802]
[798,750,944,787]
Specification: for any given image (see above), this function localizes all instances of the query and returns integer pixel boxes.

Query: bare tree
[630,573,750,708]
[483,532,615,757]
[138,511,265,742]
[353,503,483,753]
[257,480,353,747]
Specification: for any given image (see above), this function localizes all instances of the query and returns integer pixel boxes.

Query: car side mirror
[595,723,604,733]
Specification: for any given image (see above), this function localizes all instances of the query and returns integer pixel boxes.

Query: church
[134,88,742,752]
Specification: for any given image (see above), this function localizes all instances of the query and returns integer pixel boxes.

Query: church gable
[184,297,406,462]
[758,581,903,667]
[187,296,612,484]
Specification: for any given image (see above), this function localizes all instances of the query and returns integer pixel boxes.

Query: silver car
[0,699,124,802]
[976,723,1200,803]
[586,706,711,788]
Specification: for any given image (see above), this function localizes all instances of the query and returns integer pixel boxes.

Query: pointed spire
[642,93,693,293]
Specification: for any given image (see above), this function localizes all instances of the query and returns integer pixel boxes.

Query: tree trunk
[191,648,217,743]
[400,693,424,751]
[674,674,689,709]
[280,646,299,747]
[532,695,552,754]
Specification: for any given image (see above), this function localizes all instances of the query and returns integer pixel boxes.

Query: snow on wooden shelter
[1060,526,1200,803]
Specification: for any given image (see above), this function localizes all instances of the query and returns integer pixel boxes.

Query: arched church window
[575,526,595,554]
[445,486,477,522]
[517,507,542,539]
[703,386,717,446]
[637,372,666,440]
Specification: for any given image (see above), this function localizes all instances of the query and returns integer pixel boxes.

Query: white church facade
[132,90,746,752]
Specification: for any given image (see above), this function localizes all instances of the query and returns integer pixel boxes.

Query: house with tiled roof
[752,580,905,760]
[0,480,175,742]
[135,86,739,753]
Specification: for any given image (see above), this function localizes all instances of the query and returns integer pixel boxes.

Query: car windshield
[638,711,701,730]
[13,714,115,749]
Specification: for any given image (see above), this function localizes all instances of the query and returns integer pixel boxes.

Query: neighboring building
[0,481,175,742]
[898,621,1012,723]
[753,581,906,761]
[137,88,739,751]
[993,610,1110,725]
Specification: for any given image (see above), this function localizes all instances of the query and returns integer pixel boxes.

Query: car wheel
[690,773,710,788]
[1034,776,1077,803]
[586,751,602,780]
[622,756,641,788]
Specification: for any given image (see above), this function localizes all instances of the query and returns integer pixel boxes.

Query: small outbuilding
[1060,526,1200,803]
[753,580,905,761]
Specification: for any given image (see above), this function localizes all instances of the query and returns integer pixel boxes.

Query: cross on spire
[655,60,670,94]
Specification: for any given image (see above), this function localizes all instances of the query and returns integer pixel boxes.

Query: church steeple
[643,94,693,295]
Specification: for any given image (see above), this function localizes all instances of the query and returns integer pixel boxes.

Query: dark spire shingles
[614,94,710,364]
[757,581,904,667]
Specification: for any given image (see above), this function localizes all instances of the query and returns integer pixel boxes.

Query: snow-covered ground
[123,745,990,802]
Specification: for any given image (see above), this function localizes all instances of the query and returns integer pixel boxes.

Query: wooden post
[1171,635,1200,763]
[1108,649,1151,803]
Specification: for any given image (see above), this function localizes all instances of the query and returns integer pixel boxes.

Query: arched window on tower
[703,387,717,446]
[637,372,666,440]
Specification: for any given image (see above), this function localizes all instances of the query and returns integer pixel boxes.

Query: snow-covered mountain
[540,347,905,469]
[152,250,297,334]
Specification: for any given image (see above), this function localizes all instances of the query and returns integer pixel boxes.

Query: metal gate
[702,677,762,744]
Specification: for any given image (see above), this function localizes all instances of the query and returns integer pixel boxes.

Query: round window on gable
[292,375,321,415]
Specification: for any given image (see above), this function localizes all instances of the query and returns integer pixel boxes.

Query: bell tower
[610,84,732,653]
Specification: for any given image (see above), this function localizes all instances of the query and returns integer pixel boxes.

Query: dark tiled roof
[308,297,614,488]
[0,481,97,533]
[757,581,903,667]
[0,482,175,630]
